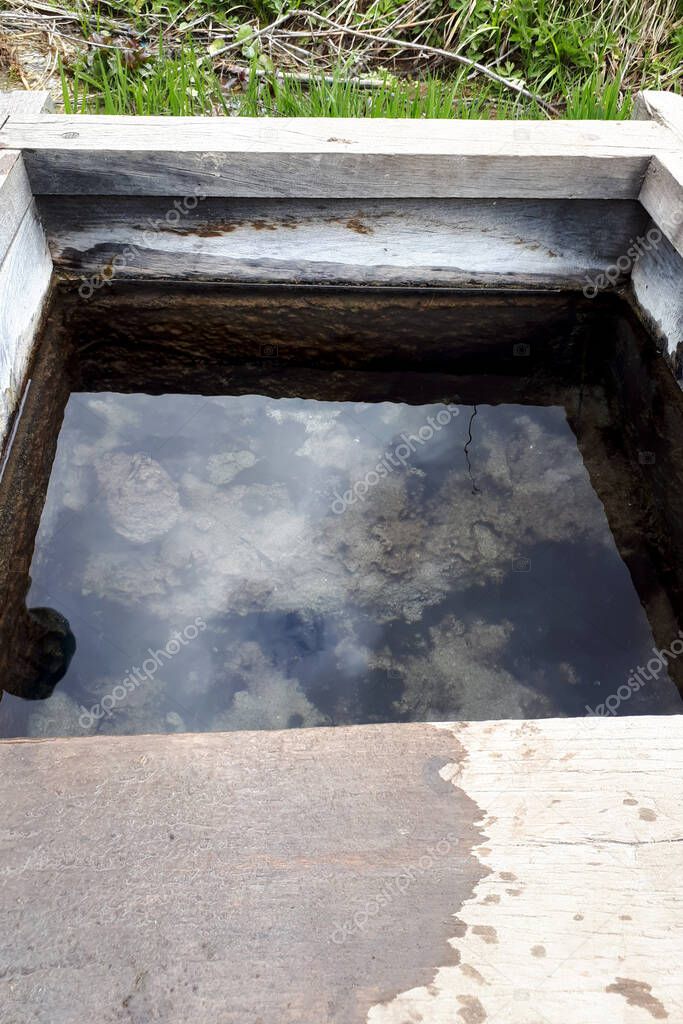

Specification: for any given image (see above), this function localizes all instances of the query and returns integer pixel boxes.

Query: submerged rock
[96,452,181,544]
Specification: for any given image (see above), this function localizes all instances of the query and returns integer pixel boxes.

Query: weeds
[6,0,683,117]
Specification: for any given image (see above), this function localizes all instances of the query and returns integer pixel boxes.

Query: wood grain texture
[0,90,54,124]
[0,116,676,198]
[0,151,32,259]
[369,716,683,1024]
[0,96,55,455]
[633,90,683,143]
[0,724,485,1024]
[639,153,683,258]
[39,196,649,288]
[0,204,52,450]
[631,225,683,357]
[1,717,682,1023]
[632,91,683,257]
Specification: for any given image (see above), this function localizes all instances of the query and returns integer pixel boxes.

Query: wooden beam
[632,90,683,259]
[633,89,683,143]
[0,204,53,448]
[0,141,52,454]
[0,150,32,257]
[630,98,683,354]
[639,152,683,258]
[0,90,54,126]
[38,196,648,290]
[631,224,683,358]
[0,116,676,198]
[0,718,681,1022]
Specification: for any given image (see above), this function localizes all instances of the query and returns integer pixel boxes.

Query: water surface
[1,387,679,738]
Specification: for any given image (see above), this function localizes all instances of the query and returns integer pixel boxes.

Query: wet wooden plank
[39,196,649,289]
[0,116,675,198]
[0,717,682,1023]
[0,724,484,1024]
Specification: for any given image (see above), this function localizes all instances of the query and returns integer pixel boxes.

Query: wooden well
[1,90,682,1023]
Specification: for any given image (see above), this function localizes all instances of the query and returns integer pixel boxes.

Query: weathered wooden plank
[632,90,683,258]
[38,196,649,288]
[0,116,676,198]
[0,717,681,1023]
[633,89,683,143]
[0,90,54,124]
[0,204,52,450]
[639,152,683,258]
[373,717,683,1024]
[0,150,32,262]
[0,96,54,455]
[631,223,683,358]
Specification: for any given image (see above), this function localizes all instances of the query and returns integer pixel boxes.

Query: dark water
[1,386,680,738]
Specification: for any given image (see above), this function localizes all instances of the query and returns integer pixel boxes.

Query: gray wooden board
[639,153,683,258]
[0,151,32,263]
[631,224,683,357]
[1,717,682,1023]
[0,204,52,451]
[0,90,54,125]
[632,91,683,257]
[39,196,649,288]
[0,116,676,198]
[0,725,484,1024]
[0,97,55,456]
[633,90,683,143]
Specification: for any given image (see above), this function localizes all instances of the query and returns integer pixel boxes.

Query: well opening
[1,283,682,737]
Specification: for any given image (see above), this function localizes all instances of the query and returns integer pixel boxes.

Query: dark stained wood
[0,725,485,1024]
[0,304,73,700]
[37,196,649,290]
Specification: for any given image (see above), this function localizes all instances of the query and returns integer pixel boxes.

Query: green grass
[60,47,636,119]
[45,0,683,117]
[62,45,554,117]
[61,42,231,115]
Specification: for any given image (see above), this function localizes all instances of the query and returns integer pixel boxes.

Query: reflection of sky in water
[2,391,680,737]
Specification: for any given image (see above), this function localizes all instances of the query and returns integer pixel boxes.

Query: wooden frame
[0,93,53,446]
[629,99,683,357]
[1,89,683,1024]
[0,96,681,448]
[0,718,681,1023]
[1,88,683,1024]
